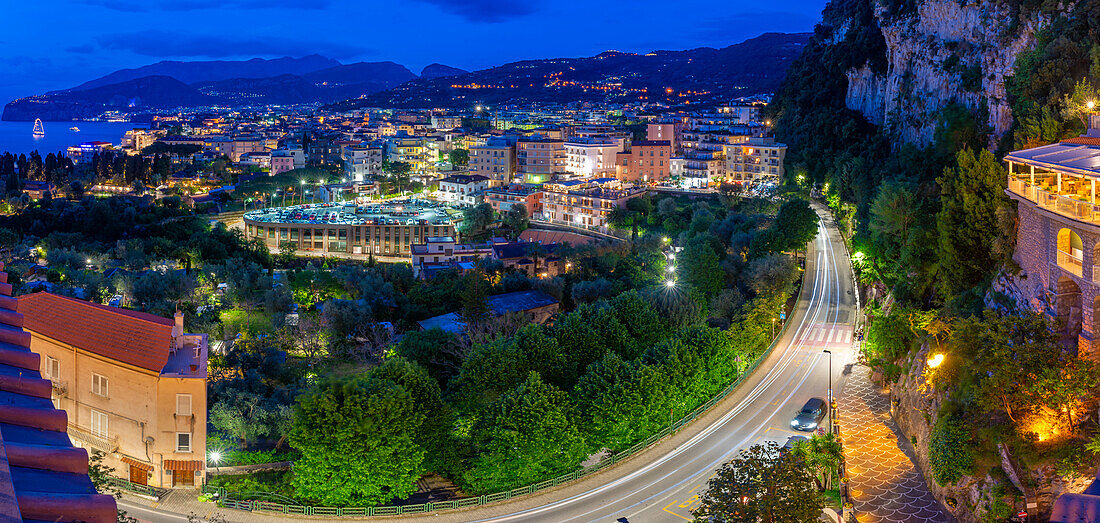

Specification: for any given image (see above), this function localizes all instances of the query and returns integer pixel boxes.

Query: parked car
[790,397,827,431]
[781,435,809,454]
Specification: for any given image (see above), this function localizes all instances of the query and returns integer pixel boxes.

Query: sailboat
[32,118,45,137]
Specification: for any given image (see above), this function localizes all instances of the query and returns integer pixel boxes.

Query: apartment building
[647,122,682,152]
[438,174,490,205]
[343,143,384,181]
[725,137,786,184]
[18,293,209,489]
[410,237,494,278]
[471,137,517,186]
[385,135,433,173]
[485,184,543,217]
[541,178,645,228]
[1005,113,1100,358]
[615,140,672,183]
[517,136,568,184]
[564,138,622,178]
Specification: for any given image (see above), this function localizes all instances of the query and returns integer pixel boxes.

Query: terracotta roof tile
[17,292,173,373]
[0,265,117,523]
[1062,137,1100,146]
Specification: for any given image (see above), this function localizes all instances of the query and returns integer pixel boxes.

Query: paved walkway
[838,365,952,523]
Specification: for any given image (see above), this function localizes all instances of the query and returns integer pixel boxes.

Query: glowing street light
[927,353,945,368]
[1088,100,1096,111]
[662,236,670,243]
[666,265,675,272]
[665,280,676,288]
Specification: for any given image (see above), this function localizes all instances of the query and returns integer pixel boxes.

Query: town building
[517,136,568,184]
[1005,113,1100,358]
[17,293,209,489]
[485,184,543,217]
[470,137,517,187]
[647,122,682,151]
[540,178,645,228]
[122,128,164,154]
[417,290,560,333]
[318,181,379,203]
[615,140,672,183]
[343,143,385,181]
[725,137,786,184]
[244,200,462,257]
[0,265,118,522]
[491,241,566,278]
[66,141,113,164]
[438,174,490,206]
[564,138,622,178]
[410,237,494,278]
[22,180,55,200]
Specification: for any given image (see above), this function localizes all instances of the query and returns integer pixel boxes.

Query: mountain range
[2,33,809,121]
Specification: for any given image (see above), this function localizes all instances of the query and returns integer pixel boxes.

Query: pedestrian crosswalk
[799,323,854,349]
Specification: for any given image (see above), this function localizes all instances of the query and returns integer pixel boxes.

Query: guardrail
[106,476,168,500]
[206,277,807,518]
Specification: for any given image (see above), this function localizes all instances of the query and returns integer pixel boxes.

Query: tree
[692,442,823,523]
[460,270,492,326]
[88,451,139,523]
[742,254,799,299]
[682,240,724,296]
[791,432,843,490]
[460,203,495,239]
[448,148,469,166]
[462,373,588,493]
[936,148,1007,297]
[503,204,529,235]
[290,376,425,506]
[772,198,818,254]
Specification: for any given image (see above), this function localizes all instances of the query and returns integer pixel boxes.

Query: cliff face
[844,0,1047,145]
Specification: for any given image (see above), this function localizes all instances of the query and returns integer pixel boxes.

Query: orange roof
[17,292,173,373]
[1061,137,1100,146]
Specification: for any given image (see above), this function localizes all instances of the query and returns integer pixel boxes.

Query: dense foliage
[692,442,824,522]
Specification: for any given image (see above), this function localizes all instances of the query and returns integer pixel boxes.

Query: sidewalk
[838,365,952,523]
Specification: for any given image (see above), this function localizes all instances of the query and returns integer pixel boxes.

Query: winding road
[122,204,860,523]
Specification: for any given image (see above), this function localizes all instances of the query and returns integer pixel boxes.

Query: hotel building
[541,178,645,228]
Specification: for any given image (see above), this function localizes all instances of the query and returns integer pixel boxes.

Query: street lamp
[300,180,306,205]
[771,317,776,338]
[209,451,223,475]
[823,349,833,433]
[928,353,945,368]
[665,280,676,288]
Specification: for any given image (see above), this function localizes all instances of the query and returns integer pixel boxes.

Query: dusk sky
[1,0,826,106]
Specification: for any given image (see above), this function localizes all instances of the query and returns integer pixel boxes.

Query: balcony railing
[1058,250,1084,278]
[68,423,119,453]
[1008,176,1100,225]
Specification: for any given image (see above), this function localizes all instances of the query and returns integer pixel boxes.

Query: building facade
[485,185,543,217]
[470,137,517,187]
[17,293,209,489]
[438,174,490,206]
[541,178,645,228]
[517,137,568,184]
[616,140,672,183]
[725,137,786,184]
[564,139,621,178]
[1006,114,1100,358]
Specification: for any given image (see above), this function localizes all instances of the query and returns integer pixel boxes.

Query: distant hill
[2,34,811,120]
[3,60,418,120]
[341,32,811,110]
[69,55,340,92]
[420,63,468,80]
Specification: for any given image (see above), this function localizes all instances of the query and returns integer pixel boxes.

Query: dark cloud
[412,0,540,22]
[78,0,332,12]
[95,31,372,59]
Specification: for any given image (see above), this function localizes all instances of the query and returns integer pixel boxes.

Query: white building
[438,174,490,206]
[343,143,384,181]
[564,139,622,178]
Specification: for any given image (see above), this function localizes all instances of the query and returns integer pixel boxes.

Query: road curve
[120,204,857,523]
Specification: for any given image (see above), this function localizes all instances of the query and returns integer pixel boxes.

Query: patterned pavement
[838,365,953,523]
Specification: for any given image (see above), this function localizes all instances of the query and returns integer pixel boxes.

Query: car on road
[790,398,827,431]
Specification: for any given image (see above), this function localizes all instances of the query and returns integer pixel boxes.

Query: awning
[120,456,153,471]
[164,459,204,471]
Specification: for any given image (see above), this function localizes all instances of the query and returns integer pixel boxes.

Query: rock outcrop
[845,0,1050,145]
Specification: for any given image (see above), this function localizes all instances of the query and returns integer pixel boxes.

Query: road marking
[842,328,852,344]
[817,327,826,341]
[662,501,694,521]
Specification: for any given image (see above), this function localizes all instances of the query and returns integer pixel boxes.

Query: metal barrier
[107,476,169,500]
[206,289,801,518]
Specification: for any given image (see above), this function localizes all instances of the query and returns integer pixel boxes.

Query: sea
[0,120,148,156]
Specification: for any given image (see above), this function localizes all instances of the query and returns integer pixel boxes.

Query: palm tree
[792,432,843,490]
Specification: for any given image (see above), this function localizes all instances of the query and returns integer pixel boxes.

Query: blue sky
[0,0,826,105]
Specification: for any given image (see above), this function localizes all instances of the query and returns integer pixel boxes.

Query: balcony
[1008,175,1100,225]
[68,423,119,453]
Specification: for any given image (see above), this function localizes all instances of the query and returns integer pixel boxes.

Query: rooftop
[243,199,462,226]
[417,290,559,333]
[0,266,117,523]
[18,292,176,373]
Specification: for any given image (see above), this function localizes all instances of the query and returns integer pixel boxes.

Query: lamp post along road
[823,348,833,433]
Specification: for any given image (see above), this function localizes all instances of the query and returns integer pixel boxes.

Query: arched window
[1058,228,1084,277]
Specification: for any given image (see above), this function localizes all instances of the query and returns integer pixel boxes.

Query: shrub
[929,412,975,485]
